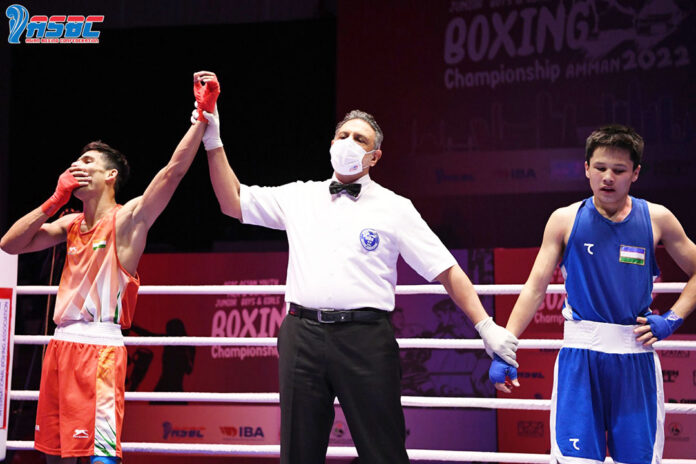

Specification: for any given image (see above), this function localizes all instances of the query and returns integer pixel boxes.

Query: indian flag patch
[619,245,645,265]
[92,239,107,250]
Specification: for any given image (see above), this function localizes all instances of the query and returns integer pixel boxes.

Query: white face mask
[330,137,375,176]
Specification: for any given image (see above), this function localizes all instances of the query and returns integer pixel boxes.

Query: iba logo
[220,426,265,439]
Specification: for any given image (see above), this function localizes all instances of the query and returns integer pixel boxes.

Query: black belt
[289,303,387,324]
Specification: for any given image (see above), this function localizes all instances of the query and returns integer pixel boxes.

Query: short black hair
[80,141,130,193]
[585,125,644,169]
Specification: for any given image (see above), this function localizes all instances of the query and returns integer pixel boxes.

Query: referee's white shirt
[240,174,457,311]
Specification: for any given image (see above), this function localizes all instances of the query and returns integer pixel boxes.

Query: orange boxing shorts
[35,332,127,459]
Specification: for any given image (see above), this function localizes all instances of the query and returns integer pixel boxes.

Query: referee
[198,72,518,464]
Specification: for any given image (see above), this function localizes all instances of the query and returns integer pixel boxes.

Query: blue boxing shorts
[550,320,664,464]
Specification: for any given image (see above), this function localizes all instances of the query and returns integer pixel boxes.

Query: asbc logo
[6,4,103,44]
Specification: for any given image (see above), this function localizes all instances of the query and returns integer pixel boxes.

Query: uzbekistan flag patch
[92,239,107,250]
[619,245,645,265]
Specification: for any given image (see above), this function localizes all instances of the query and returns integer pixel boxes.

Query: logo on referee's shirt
[359,229,380,251]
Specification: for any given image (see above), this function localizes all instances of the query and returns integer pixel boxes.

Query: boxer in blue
[490,125,696,464]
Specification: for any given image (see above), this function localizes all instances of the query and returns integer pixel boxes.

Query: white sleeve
[240,183,296,230]
[397,199,457,282]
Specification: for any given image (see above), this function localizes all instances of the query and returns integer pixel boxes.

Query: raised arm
[124,121,206,230]
[635,204,696,345]
[201,109,241,220]
[127,71,220,227]
[0,166,89,254]
[115,120,206,273]
[115,71,218,273]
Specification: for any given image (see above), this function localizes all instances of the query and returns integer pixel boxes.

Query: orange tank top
[54,205,140,328]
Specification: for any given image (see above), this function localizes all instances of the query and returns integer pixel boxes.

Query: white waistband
[563,320,654,354]
[54,321,124,346]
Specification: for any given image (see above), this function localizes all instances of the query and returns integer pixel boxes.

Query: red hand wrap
[194,77,220,122]
[41,169,80,217]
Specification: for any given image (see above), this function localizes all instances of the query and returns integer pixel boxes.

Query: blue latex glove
[646,310,683,340]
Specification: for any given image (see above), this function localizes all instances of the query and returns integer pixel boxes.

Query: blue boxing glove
[646,310,684,340]
[489,354,518,386]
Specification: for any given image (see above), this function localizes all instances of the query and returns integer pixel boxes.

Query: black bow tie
[329,181,361,198]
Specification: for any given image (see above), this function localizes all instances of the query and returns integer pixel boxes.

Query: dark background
[2,1,338,253]
[1,1,695,462]
[1,1,695,254]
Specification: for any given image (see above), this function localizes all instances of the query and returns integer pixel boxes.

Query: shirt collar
[330,173,372,186]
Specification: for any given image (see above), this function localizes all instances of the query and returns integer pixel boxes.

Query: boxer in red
[0,71,219,464]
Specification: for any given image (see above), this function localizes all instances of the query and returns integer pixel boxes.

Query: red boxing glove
[194,77,220,122]
[41,169,80,217]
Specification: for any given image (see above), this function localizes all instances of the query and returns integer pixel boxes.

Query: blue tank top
[560,196,659,325]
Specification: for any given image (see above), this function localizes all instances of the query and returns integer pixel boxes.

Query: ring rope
[8,390,695,413]
[4,441,695,463]
[15,282,686,296]
[9,282,694,461]
[12,335,696,351]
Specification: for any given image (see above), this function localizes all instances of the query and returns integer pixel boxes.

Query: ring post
[0,250,18,460]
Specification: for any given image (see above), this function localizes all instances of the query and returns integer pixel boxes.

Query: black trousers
[278,313,409,464]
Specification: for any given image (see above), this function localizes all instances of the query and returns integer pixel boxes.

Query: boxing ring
[8,282,696,463]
